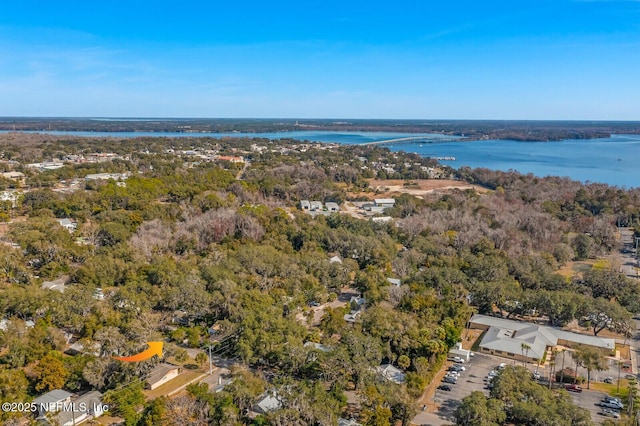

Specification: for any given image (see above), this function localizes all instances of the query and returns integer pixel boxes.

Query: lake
[2,130,638,188]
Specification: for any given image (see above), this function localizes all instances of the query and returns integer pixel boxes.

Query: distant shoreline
[1,118,640,142]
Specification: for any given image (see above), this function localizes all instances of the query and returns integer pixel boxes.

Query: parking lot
[413,352,617,425]
[418,353,497,424]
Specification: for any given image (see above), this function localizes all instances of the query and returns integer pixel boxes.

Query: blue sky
[1,0,639,119]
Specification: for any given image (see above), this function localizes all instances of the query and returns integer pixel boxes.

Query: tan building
[145,363,181,390]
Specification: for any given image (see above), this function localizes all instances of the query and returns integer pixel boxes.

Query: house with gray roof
[54,391,105,426]
[33,389,73,417]
[470,314,616,363]
[253,391,282,414]
[376,364,406,384]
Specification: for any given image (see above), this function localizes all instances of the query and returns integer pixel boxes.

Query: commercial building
[469,314,616,363]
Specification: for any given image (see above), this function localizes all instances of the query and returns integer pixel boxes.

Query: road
[619,228,638,279]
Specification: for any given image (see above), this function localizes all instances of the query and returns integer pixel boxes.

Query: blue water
[2,130,638,188]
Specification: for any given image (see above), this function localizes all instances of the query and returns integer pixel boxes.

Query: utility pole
[618,360,622,394]
[209,344,213,375]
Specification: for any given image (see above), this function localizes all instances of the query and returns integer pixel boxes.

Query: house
[374,198,396,208]
[470,314,616,363]
[344,310,362,323]
[32,389,73,417]
[145,363,181,390]
[350,296,366,309]
[325,202,340,212]
[216,155,244,163]
[377,364,406,384]
[58,218,77,232]
[300,200,311,210]
[41,277,67,293]
[253,392,282,414]
[304,342,332,352]
[54,391,105,426]
[309,201,323,211]
[65,340,101,357]
[84,173,128,181]
[329,255,342,264]
[339,418,363,426]
[386,277,401,287]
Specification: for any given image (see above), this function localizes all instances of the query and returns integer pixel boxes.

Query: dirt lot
[357,179,487,200]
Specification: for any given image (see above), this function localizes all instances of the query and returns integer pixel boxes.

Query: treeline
[2,118,640,140]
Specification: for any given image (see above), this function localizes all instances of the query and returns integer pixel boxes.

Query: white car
[450,365,466,372]
[599,408,620,419]
[452,356,465,364]
[498,363,507,370]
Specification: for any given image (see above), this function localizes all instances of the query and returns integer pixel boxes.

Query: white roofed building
[470,314,616,363]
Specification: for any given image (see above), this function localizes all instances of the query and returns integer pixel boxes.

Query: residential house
[57,218,77,232]
[145,363,181,390]
[386,277,401,287]
[253,392,282,414]
[32,389,73,417]
[54,391,105,426]
[304,342,332,352]
[325,202,340,212]
[344,310,362,324]
[377,364,406,384]
[300,200,311,210]
[339,419,363,426]
[374,198,396,208]
[309,201,323,211]
[84,173,129,181]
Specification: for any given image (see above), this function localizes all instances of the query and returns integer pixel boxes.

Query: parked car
[451,356,465,364]
[599,400,623,410]
[599,408,620,419]
[603,377,614,384]
[450,364,466,372]
[438,384,452,391]
[565,384,583,393]
[498,363,507,370]
[532,371,541,380]
[442,376,457,384]
[602,397,623,409]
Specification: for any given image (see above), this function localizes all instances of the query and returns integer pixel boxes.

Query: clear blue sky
[1,0,639,119]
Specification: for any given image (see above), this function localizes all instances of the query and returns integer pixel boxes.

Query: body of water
[2,130,638,188]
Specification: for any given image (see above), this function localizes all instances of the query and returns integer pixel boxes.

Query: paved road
[619,228,638,279]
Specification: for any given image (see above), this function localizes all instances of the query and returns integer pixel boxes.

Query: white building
[470,314,616,363]
[377,364,406,384]
[374,198,396,208]
[325,202,340,212]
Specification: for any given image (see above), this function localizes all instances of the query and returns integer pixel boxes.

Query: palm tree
[560,349,566,384]
[521,343,531,368]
